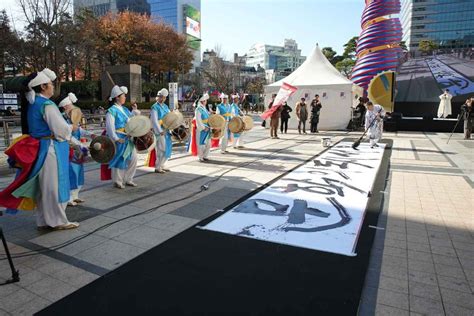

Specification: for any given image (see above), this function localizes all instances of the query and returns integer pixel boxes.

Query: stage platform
[385,116,463,133]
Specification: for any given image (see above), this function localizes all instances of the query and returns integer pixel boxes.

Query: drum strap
[116,128,127,135]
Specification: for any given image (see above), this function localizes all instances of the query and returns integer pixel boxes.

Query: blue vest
[107,104,131,129]
[217,103,233,121]
[197,106,210,127]
[63,113,81,140]
[28,95,55,138]
[231,103,241,116]
[151,102,170,128]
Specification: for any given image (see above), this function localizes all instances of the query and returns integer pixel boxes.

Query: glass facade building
[74,0,201,66]
[401,0,474,51]
[246,39,306,83]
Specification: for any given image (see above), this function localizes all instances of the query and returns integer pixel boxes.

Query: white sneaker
[114,182,125,189]
[125,182,138,187]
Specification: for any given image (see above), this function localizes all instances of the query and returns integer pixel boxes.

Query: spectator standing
[310,94,322,133]
[461,98,473,139]
[280,102,292,134]
[295,97,308,134]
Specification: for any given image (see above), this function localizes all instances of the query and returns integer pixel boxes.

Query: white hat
[157,88,169,97]
[109,85,128,101]
[231,94,240,99]
[219,93,228,99]
[58,92,78,108]
[26,68,57,104]
[199,93,209,103]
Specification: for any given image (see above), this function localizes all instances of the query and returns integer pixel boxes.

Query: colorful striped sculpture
[351,0,402,92]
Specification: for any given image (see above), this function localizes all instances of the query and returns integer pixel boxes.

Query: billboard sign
[184,4,201,51]
[186,17,200,39]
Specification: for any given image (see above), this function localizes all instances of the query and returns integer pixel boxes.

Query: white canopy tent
[264,44,363,130]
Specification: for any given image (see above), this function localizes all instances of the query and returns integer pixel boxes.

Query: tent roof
[268,44,353,88]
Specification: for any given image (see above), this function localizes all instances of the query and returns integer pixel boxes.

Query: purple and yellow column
[351,0,402,93]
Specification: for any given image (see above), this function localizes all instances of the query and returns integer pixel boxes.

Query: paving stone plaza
[0,126,472,315]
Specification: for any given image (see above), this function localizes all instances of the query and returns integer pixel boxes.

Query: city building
[245,39,306,83]
[401,0,474,53]
[73,0,201,67]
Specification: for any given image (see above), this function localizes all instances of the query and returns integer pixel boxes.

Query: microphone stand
[447,111,464,144]
[0,225,20,284]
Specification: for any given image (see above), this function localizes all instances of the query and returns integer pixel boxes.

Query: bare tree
[17,0,72,76]
[201,45,234,93]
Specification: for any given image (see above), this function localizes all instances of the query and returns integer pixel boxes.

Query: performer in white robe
[58,93,87,206]
[216,93,232,154]
[0,69,84,229]
[231,95,245,149]
[105,86,138,189]
[151,88,172,173]
[437,89,453,118]
[365,102,385,148]
[194,94,211,162]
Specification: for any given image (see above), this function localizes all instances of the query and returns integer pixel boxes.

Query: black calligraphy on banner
[204,142,384,255]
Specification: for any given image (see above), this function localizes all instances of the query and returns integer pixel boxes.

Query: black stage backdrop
[38,139,393,316]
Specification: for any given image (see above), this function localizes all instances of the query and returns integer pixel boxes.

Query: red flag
[260,82,297,120]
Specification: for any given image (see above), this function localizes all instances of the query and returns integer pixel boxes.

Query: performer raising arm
[216,93,232,154]
[58,93,89,206]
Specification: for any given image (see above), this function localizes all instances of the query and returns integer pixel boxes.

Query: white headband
[26,68,57,104]
[157,88,169,97]
[109,85,128,101]
[58,92,78,108]
[199,93,209,103]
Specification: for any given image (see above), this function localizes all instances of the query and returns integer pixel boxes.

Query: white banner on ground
[201,142,386,256]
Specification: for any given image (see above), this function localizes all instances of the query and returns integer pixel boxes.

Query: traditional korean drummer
[151,88,172,173]
[105,85,138,189]
[58,93,89,206]
[216,93,232,154]
[231,94,245,149]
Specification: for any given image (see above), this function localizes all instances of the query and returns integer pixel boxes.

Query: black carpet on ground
[38,139,393,316]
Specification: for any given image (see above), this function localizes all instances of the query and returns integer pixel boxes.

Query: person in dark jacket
[280,102,292,134]
[461,98,473,139]
[310,94,322,133]
[295,97,308,134]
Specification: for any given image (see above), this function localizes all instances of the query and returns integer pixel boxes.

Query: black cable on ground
[0,136,310,262]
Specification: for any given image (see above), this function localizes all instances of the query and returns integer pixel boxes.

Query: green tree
[418,40,438,55]
[400,41,407,51]
[0,10,15,77]
[335,58,356,78]
[342,36,359,59]
[322,46,344,65]
[322,47,337,61]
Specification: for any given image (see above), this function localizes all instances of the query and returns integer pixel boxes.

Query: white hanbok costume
[194,95,211,161]
[437,92,452,118]
[365,104,386,147]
